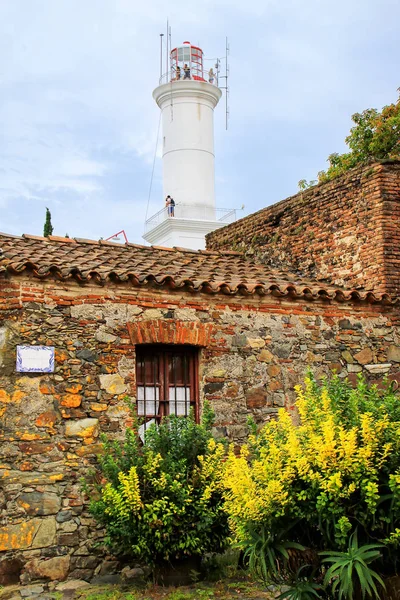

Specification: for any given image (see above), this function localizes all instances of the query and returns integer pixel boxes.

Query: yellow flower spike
[208,438,216,451]
[118,466,143,512]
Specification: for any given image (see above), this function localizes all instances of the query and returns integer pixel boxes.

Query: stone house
[0,161,399,583]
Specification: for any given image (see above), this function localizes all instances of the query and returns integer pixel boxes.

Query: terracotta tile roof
[0,233,396,305]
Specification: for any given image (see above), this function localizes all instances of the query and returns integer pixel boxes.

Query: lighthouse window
[136,345,198,437]
[176,48,190,62]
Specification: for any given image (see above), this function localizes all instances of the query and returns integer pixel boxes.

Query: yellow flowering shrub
[223,374,400,575]
[87,402,229,566]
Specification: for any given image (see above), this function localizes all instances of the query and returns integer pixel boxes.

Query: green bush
[87,402,229,567]
[223,374,400,593]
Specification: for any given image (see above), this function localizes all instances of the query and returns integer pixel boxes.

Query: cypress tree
[43,207,54,237]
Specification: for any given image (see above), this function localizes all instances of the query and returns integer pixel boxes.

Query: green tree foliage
[43,207,54,237]
[299,89,400,189]
[86,403,229,567]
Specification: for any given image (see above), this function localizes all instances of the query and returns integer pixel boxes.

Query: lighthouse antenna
[159,33,164,80]
[166,20,169,79]
[167,23,174,122]
[217,37,230,130]
[225,37,230,130]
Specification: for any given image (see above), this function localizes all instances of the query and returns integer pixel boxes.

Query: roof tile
[0,232,22,239]
[22,233,47,241]
[73,238,101,244]
[0,234,397,305]
[48,235,76,243]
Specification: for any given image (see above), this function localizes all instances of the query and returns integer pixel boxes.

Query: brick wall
[381,163,400,294]
[1,275,400,583]
[207,161,400,297]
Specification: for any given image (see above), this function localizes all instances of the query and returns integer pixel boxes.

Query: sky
[0,0,399,243]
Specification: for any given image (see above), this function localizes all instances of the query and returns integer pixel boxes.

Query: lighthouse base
[143,217,227,251]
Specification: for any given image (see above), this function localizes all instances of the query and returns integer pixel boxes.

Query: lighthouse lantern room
[170,41,205,81]
[143,40,236,251]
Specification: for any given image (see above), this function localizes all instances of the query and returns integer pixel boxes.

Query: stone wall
[207,161,400,297]
[1,275,400,583]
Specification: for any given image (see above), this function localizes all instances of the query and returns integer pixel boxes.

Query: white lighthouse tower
[143,40,236,250]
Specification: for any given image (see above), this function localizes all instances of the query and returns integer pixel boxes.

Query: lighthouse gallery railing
[158,70,219,86]
[144,204,237,234]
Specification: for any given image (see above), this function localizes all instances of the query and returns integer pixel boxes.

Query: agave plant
[242,523,305,584]
[320,531,385,599]
[278,582,324,600]
[277,566,324,599]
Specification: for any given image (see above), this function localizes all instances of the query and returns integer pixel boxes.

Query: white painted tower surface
[143,41,236,250]
[156,78,221,220]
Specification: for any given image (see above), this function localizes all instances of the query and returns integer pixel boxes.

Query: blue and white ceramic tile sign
[16,346,55,373]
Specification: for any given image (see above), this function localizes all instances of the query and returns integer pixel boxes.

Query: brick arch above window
[127,319,214,347]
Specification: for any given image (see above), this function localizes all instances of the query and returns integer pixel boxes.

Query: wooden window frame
[136,345,199,429]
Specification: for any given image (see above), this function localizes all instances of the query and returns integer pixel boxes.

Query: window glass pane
[137,358,143,383]
[169,354,184,383]
[137,386,159,415]
[137,355,159,384]
[178,49,183,60]
[169,353,191,384]
[169,387,191,415]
